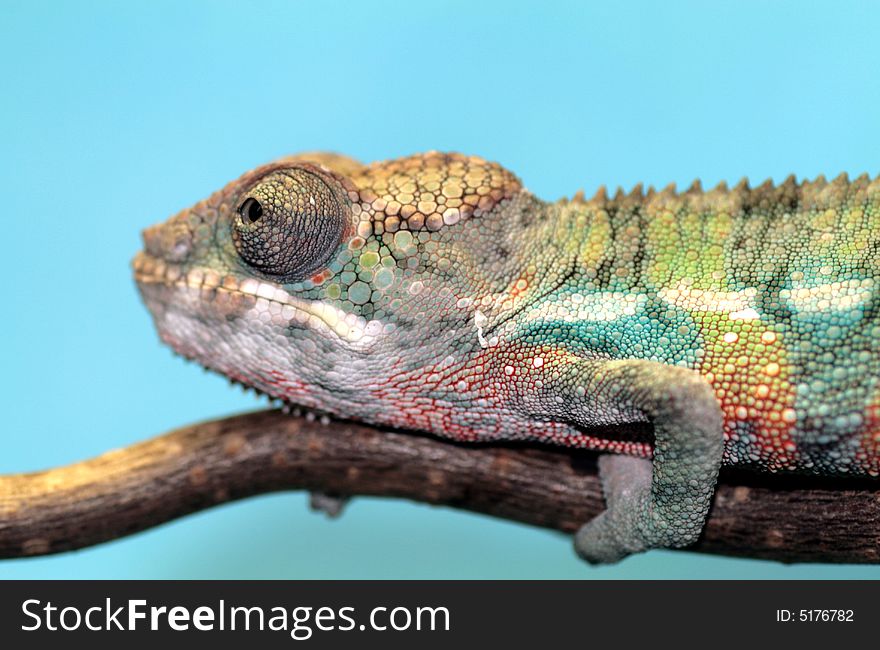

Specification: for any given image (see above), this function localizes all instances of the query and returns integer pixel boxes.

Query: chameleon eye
[238,197,263,223]
[231,168,347,282]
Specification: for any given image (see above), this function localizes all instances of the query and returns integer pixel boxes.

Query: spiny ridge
[577,172,879,211]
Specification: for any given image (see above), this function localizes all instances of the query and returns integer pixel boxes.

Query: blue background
[2,0,878,579]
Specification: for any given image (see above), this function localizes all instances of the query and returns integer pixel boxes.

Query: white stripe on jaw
[234,277,387,346]
[143,262,390,347]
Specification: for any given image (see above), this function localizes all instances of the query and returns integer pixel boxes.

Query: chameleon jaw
[132,252,388,348]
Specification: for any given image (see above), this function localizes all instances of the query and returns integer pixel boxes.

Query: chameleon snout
[142,221,193,264]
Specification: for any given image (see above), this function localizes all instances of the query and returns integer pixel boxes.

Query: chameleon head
[132,152,529,420]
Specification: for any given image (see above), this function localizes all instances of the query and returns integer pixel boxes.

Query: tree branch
[0,409,877,563]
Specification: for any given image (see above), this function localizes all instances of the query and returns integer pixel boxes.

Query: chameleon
[133,151,880,563]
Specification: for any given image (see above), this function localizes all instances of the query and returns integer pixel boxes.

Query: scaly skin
[134,152,880,562]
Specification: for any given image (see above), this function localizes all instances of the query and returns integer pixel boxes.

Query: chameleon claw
[309,492,350,518]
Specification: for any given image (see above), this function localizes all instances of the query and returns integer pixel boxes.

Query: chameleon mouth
[132,251,388,345]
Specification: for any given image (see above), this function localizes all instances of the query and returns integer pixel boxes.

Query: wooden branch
[0,409,877,563]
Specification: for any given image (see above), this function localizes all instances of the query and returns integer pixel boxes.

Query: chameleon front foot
[559,361,724,565]
[575,450,721,564]
[575,455,655,563]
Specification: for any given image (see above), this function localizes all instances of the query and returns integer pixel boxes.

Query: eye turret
[238,197,263,224]
[231,167,347,282]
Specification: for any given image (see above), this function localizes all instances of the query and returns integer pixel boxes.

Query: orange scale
[695,314,798,467]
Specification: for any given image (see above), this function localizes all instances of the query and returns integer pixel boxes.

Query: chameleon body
[134,152,880,562]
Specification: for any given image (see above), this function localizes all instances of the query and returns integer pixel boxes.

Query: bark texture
[0,409,877,563]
